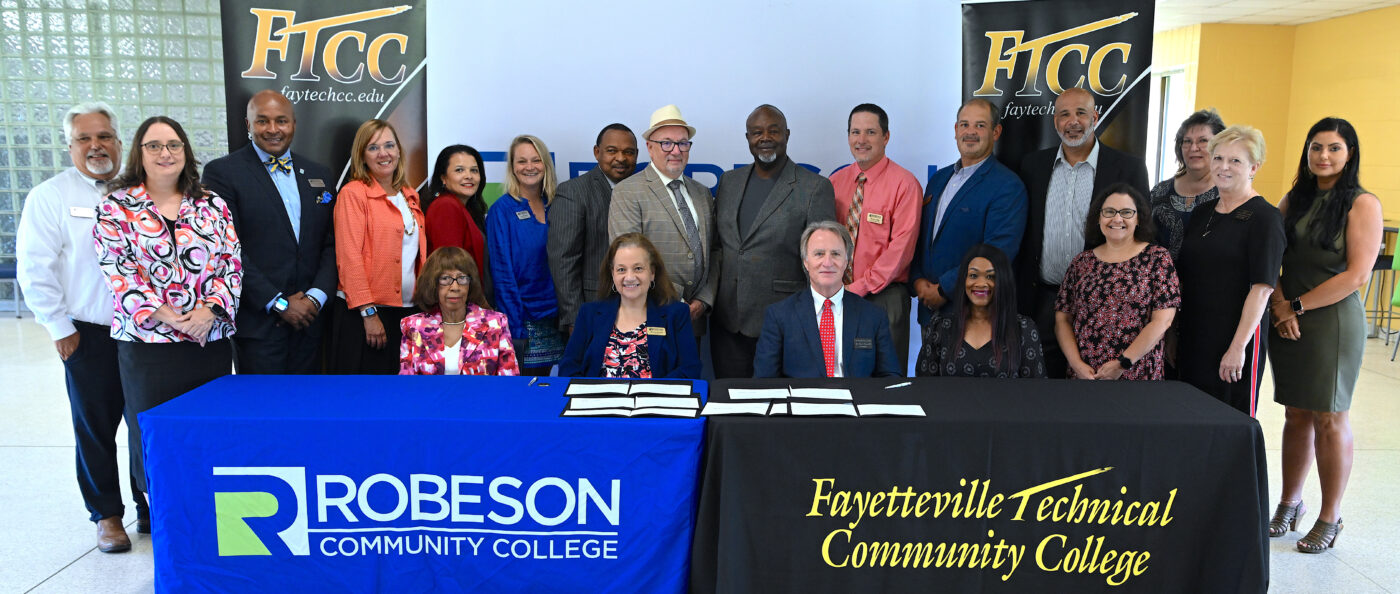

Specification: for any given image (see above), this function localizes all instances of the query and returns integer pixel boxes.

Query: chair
[0,261,19,318]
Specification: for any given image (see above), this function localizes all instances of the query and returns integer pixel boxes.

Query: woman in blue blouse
[487,134,563,375]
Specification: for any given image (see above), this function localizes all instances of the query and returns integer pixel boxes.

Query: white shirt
[1041,140,1100,285]
[442,338,462,375]
[16,167,118,339]
[650,164,698,221]
[810,286,845,378]
[387,191,417,307]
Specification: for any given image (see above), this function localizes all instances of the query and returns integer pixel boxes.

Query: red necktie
[820,298,836,377]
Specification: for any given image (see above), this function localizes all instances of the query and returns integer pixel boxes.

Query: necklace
[442,318,466,326]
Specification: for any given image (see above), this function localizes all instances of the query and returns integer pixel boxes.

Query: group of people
[15,87,1382,556]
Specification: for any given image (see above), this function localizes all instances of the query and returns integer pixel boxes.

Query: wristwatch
[1116,354,1135,370]
[1291,297,1305,316]
[272,296,289,314]
[360,305,379,318]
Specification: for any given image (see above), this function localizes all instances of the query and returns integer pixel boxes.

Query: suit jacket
[202,144,336,340]
[1013,141,1148,311]
[714,158,836,337]
[608,166,718,334]
[754,289,902,378]
[909,155,1028,325]
[548,166,617,329]
[557,297,701,379]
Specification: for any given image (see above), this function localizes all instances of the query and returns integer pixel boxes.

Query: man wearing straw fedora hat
[608,104,718,338]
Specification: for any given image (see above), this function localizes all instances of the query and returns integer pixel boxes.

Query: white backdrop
[426,0,964,196]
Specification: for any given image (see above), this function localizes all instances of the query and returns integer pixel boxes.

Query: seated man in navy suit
[754,221,902,378]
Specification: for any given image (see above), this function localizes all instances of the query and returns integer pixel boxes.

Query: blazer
[754,289,902,378]
[607,166,719,311]
[333,179,427,309]
[202,144,336,339]
[714,157,836,337]
[398,305,519,376]
[557,297,701,379]
[909,155,1028,325]
[548,166,618,329]
[1014,141,1148,311]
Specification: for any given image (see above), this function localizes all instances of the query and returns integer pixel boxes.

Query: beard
[1058,129,1090,148]
[86,156,115,175]
[756,151,778,164]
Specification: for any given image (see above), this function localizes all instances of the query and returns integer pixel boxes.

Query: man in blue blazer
[755,222,902,378]
[910,98,1028,326]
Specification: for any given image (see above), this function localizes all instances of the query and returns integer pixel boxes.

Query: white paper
[632,407,699,418]
[635,396,699,409]
[789,387,853,401]
[768,402,789,416]
[789,402,858,416]
[567,397,635,410]
[856,404,926,417]
[727,388,791,401]
[562,408,633,417]
[701,402,773,416]
[628,383,693,396]
[565,382,632,396]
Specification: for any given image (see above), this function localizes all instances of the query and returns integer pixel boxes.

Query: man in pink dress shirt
[828,103,922,372]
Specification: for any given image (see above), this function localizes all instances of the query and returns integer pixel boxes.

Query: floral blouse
[398,305,520,375]
[602,323,651,379]
[94,184,241,343]
[1055,245,1180,380]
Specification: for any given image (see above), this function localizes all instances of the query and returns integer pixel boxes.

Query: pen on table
[528,377,537,386]
[884,381,912,389]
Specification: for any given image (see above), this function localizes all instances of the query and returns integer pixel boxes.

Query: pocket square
[318,191,334,204]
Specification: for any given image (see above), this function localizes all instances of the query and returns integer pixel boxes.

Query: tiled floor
[1,315,1397,593]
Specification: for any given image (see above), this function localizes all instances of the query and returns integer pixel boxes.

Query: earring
[650,280,655,289]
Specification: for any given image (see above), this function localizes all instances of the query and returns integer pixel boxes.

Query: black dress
[1175,196,1285,416]
[915,313,1046,378]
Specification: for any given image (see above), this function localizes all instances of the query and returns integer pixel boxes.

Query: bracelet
[305,293,322,310]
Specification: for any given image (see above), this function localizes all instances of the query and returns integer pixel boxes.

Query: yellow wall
[1152,24,1199,105]
[1196,24,1295,204]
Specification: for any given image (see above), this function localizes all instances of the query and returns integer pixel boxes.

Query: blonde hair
[502,134,558,202]
[1207,124,1266,166]
[348,119,408,192]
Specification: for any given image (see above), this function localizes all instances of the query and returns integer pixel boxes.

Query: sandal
[1297,518,1343,553]
[1269,500,1306,537]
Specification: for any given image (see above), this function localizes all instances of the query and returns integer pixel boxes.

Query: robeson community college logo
[213,467,624,560]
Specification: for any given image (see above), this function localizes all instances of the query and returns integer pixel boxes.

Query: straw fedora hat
[642,104,696,140]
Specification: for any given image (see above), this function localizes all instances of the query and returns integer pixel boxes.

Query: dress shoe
[137,513,151,534]
[96,516,132,553]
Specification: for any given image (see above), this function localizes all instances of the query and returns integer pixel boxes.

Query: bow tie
[265,154,292,175]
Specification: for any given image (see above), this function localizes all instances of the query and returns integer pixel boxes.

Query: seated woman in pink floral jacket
[399,247,519,375]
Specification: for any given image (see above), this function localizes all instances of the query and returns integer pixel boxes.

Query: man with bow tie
[203,90,337,374]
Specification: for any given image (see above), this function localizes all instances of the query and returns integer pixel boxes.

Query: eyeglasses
[437,274,471,287]
[1100,207,1137,219]
[648,139,692,152]
[141,141,184,154]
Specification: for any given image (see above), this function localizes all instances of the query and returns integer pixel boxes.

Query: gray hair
[800,220,853,261]
[63,101,119,144]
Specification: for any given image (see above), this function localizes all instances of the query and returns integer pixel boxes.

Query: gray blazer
[714,158,836,337]
[607,165,719,313]
[547,166,616,329]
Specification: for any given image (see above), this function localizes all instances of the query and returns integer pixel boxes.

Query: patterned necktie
[667,179,704,287]
[265,154,292,175]
[843,173,866,284]
[820,298,836,378]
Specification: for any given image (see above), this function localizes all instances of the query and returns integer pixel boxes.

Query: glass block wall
[0,0,227,308]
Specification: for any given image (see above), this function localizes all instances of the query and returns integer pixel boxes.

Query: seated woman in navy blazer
[557,233,701,378]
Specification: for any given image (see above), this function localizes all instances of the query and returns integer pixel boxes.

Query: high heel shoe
[1297,518,1342,553]
[1269,500,1306,538]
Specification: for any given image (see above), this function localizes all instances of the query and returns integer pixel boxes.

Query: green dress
[1269,190,1366,412]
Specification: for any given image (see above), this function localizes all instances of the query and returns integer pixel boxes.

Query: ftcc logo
[213,467,310,556]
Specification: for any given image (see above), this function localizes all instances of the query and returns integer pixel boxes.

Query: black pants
[233,315,326,375]
[1031,283,1069,379]
[710,324,758,379]
[328,298,416,375]
[119,338,233,492]
[63,321,147,522]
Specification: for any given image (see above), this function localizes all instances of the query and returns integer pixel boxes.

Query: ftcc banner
[962,0,1154,169]
[218,1,428,189]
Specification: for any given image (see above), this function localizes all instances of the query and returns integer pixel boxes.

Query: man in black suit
[548,123,638,337]
[1014,87,1149,377]
[712,104,836,378]
[202,90,337,374]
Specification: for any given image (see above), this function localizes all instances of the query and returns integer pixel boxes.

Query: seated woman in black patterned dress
[915,244,1045,378]
[557,233,700,378]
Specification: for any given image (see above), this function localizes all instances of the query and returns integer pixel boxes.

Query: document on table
[634,396,700,410]
[789,402,858,416]
[563,407,699,418]
[855,404,926,417]
[565,382,633,396]
[767,402,789,416]
[788,387,853,401]
[701,402,772,416]
[567,397,635,410]
[629,383,693,396]
[727,388,791,400]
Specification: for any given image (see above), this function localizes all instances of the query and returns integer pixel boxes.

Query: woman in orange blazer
[331,119,427,374]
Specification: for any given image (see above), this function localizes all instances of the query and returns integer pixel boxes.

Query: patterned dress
[1150,179,1219,260]
[398,305,520,375]
[1055,245,1181,380]
[915,313,1046,378]
[601,323,651,378]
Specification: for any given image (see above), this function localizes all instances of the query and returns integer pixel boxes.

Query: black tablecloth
[691,378,1268,593]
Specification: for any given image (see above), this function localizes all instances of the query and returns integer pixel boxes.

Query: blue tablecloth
[141,375,705,593]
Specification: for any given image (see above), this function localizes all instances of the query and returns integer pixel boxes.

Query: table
[141,376,705,593]
[690,378,1268,593]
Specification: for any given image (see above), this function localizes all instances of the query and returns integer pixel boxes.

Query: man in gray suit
[712,105,836,378]
[548,123,638,336]
[608,104,717,337]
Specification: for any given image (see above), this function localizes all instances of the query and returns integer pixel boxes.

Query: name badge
[308,178,325,188]
[69,206,97,219]
[515,210,532,220]
[646,326,667,336]
[866,213,884,224]
[854,338,873,350]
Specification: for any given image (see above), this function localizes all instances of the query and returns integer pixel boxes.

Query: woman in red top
[424,145,493,305]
